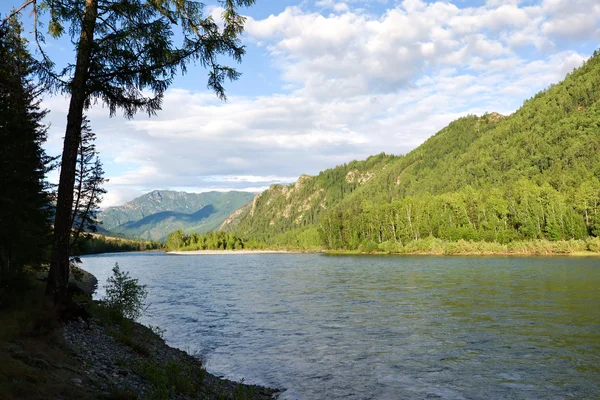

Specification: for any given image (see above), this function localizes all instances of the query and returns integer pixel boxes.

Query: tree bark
[46,0,98,302]
[72,184,97,247]
[0,244,11,285]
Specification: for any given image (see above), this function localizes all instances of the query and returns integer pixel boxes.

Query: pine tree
[4,0,256,302]
[70,118,107,252]
[0,17,54,283]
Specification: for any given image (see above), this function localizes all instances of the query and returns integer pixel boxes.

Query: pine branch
[1,0,35,27]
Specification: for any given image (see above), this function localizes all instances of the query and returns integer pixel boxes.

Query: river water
[81,252,600,399]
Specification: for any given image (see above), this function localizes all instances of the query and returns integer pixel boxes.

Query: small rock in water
[71,378,83,385]
[118,369,129,376]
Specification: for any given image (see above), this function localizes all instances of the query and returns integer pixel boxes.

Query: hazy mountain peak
[99,190,255,240]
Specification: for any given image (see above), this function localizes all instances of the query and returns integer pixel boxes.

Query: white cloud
[41,1,597,207]
[541,13,600,40]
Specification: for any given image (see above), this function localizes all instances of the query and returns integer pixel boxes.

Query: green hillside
[223,154,398,243]
[229,50,600,250]
[100,190,255,241]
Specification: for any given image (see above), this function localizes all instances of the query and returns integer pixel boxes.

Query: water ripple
[82,253,600,400]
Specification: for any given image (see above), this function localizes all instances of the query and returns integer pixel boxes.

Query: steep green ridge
[229,51,600,249]
[223,155,399,242]
[100,190,255,241]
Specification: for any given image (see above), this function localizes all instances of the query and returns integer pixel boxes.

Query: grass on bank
[95,305,263,400]
[0,271,100,400]
[91,294,207,399]
[172,236,600,256]
[325,237,600,256]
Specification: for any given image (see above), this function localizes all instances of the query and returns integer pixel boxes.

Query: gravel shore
[62,318,279,399]
[63,267,280,399]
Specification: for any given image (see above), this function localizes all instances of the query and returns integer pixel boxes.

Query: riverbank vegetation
[166,230,264,251]
[325,237,600,256]
[165,229,326,252]
[317,182,600,251]
[72,235,164,256]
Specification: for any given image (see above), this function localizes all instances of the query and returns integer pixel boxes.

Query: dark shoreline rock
[71,266,99,295]
[36,266,98,296]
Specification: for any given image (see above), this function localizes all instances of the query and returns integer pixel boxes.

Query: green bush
[358,240,379,253]
[135,359,204,400]
[104,263,147,321]
[586,237,600,252]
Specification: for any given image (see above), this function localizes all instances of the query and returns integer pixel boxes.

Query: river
[81,252,600,399]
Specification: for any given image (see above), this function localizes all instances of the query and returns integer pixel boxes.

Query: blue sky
[4,0,600,207]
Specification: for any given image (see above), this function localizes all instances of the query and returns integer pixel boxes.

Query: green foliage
[73,235,163,256]
[135,359,205,400]
[166,230,246,251]
[326,238,594,255]
[0,18,55,282]
[232,154,398,243]
[110,327,151,357]
[70,118,107,250]
[103,264,147,321]
[14,0,256,301]
[232,50,600,251]
[586,237,600,252]
[263,227,322,249]
[31,0,257,111]
[318,181,591,250]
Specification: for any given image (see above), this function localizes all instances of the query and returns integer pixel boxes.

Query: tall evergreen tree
[70,118,107,251]
[5,0,256,302]
[0,17,54,283]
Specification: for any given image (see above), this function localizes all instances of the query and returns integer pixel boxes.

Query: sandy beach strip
[167,249,298,255]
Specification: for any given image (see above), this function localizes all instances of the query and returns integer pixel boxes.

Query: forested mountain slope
[99,190,255,240]
[229,50,600,249]
[222,153,400,244]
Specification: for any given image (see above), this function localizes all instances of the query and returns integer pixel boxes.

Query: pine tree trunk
[46,0,98,302]
[0,244,10,284]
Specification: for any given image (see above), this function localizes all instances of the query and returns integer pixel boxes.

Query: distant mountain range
[98,190,255,241]
[101,51,600,248]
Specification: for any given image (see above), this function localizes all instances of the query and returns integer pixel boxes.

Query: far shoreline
[167,249,306,255]
[165,249,600,257]
[324,250,600,257]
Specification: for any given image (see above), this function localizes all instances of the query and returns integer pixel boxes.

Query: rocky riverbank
[64,266,279,399]
[62,317,279,399]
[35,265,98,295]
[1,269,279,400]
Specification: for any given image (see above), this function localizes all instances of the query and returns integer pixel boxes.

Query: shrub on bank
[586,237,600,252]
[343,237,600,255]
[103,263,147,321]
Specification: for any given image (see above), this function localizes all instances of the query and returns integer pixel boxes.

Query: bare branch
[1,0,35,27]
[31,0,68,91]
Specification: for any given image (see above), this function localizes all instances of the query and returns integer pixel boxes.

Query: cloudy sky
[7,0,600,207]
